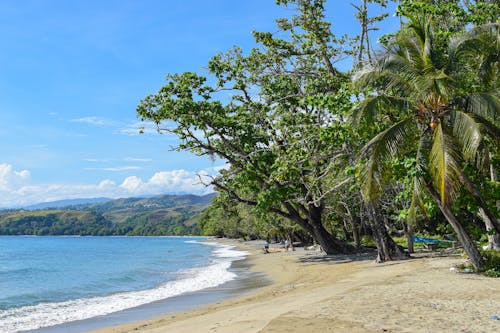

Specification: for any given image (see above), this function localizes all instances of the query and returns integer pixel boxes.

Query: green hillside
[0,194,215,236]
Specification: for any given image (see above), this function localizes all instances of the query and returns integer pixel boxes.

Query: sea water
[0,236,248,332]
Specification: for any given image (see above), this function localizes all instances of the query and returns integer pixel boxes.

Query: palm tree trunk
[425,182,483,270]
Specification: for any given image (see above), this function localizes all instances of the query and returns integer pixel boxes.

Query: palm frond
[450,23,499,59]
[429,122,463,204]
[449,23,499,86]
[478,51,499,87]
[408,131,430,226]
[475,145,492,175]
[462,90,500,126]
[451,110,500,161]
[352,63,381,90]
[407,17,428,52]
[354,39,422,94]
[413,67,454,103]
[359,118,416,202]
[351,95,410,126]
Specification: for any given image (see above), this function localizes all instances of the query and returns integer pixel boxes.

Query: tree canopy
[138,0,499,269]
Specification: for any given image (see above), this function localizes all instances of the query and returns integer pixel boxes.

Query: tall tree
[352,0,390,68]
[137,0,358,254]
[352,16,499,269]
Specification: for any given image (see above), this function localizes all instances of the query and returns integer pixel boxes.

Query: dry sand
[92,240,500,333]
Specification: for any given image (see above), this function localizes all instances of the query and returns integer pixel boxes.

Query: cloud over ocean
[0,163,215,208]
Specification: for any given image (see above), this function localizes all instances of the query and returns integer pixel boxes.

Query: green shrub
[480,250,500,278]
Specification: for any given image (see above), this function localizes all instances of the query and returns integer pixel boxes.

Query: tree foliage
[138,0,499,266]
[352,6,499,267]
[138,0,361,254]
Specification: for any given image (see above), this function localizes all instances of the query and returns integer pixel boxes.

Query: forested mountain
[23,197,111,210]
[0,193,215,236]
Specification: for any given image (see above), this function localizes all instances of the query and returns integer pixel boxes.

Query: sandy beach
[92,240,500,333]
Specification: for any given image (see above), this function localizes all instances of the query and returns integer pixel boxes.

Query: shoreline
[24,239,268,333]
[90,239,500,333]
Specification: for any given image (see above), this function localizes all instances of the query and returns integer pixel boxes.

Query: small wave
[0,243,244,333]
[0,267,53,277]
[187,240,250,259]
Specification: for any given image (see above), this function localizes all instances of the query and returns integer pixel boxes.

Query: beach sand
[92,240,500,333]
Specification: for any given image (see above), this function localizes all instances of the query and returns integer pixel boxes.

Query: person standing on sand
[264,240,270,253]
[284,239,290,251]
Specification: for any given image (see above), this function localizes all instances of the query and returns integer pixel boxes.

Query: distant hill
[24,197,111,210]
[0,193,216,236]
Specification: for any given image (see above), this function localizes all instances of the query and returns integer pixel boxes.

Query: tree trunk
[308,204,358,254]
[352,216,362,247]
[342,220,351,241]
[485,154,500,250]
[367,202,409,262]
[340,201,361,247]
[403,221,415,254]
[426,182,483,270]
[458,171,500,234]
[284,203,357,255]
[309,222,356,254]
[479,208,500,250]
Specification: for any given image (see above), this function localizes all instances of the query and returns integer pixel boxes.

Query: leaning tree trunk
[483,157,500,250]
[310,222,358,254]
[367,202,409,262]
[284,202,357,255]
[426,182,483,270]
[308,204,358,254]
[458,171,500,235]
[479,207,500,250]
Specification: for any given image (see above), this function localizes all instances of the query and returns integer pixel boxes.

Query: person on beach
[284,239,290,251]
[264,241,270,253]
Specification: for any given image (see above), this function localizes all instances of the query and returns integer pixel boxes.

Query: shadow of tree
[298,252,376,264]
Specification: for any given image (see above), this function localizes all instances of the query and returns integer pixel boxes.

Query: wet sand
[92,239,500,333]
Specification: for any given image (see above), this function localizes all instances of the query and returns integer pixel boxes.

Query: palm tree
[352,16,499,270]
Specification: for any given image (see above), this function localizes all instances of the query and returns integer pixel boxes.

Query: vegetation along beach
[0,0,498,332]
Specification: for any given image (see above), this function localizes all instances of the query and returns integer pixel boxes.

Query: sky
[0,0,398,208]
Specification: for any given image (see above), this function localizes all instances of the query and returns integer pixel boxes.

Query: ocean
[0,236,252,333]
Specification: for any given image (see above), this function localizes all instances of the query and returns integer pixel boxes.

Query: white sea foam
[203,242,250,259]
[0,242,247,333]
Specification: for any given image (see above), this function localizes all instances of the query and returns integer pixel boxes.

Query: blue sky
[0,0,398,208]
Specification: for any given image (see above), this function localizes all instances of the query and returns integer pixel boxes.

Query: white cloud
[123,157,153,162]
[208,163,230,172]
[0,164,31,191]
[70,116,117,127]
[98,179,116,189]
[83,158,111,162]
[25,144,48,149]
[84,166,143,172]
[0,163,215,208]
[120,176,143,191]
[115,120,162,136]
[84,157,152,163]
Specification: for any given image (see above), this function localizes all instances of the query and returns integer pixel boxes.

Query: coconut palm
[352,16,499,270]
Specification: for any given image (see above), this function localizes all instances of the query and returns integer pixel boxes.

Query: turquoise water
[0,236,247,332]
